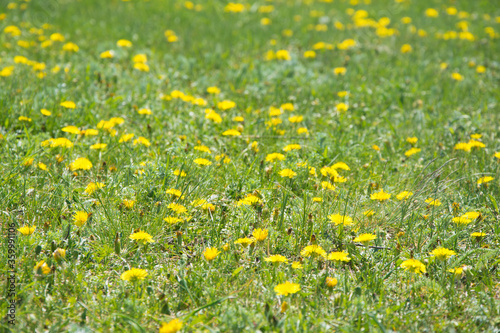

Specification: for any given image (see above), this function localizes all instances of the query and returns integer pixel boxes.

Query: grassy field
[1,0,500,331]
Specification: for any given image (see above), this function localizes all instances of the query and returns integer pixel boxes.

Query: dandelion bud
[114,232,121,255]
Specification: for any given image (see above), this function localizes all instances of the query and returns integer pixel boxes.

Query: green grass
[1,0,500,331]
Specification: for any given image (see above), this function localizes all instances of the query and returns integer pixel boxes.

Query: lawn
[1,0,500,331]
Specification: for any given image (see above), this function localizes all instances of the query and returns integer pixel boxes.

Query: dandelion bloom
[327,251,351,262]
[400,44,412,53]
[279,169,297,178]
[19,116,32,122]
[203,247,220,261]
[138,108,152,115]
[90,143,107,150]
[236,195,262,206]
[333,67,346,75]
[452,216,472,225]
[477,176,494,185]
[60,101,76,109]
[62,125,81,135]
[217,100,236,110]
[454,142,471,152]
[425,8,439,17]
[300,244,327,259]
[70,157,92,171]
[276,50,291,60]
[234,237,254,247]
[354,233,377,245]
[370,189,391,202]
[451,72,464,81]
[168,203,187,214]
[425,198,441,206]
[274,281,301,296]
[194,158,212,166]
[448,267,464,277]
[123,199,135,209]
[405,148,421,157]
[265,254,288,264]
[304,50,316,58]
[207,86,220,94]
[173,169,187,177]
[289,115,303,123]
[471,232,486,241]
[283,144,301,152]
[326,277,338,287]
[159,319,183,333]
[84,182,105,195]
[133,136,151,147]
[494,152,500,160]
[400,259,426,274]
[252,228,268,242]
[222,129,241,136]
[332,162,350,170]
[164,216,183,224]
[166,189,182,197]
[265,153,285,162]
[328,214,353,226]
[34,260,51,275]
[73,211,89,227]
[18,226,36,235]
[336,103,348,112]
[117,39,132,47]
[100,50,114,59]
[291,261,303,269]
[396,191,413,200]
[430,247,456,260]
[120,268,148,282]
[40,109,52,116]
[129,230,155,244]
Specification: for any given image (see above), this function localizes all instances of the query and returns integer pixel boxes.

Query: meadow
[1,0,500,331]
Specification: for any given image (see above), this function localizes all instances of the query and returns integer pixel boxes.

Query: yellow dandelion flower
[477,176,494,184]
[274,281,300,296]
[430,247,456,260]
[327,251,351,262]
[279,169,297,178]
[194,158,212,166]
[129,230,155,244]
[265,153,285,162]
[265,254,288,264]
[370,189,391,202]
[117,39,132,47]
[84,182,105,195]
[328,214,353,226]
[60,101,76,109]
[300,244,327,259]
[234,237,254,247]
[73,211,89,227]
[203,247,220,261]
[18,226,36,235]
[396,191,413,200]
[400,259,426,274]
[326,277,338,288]
[34,260,51,275]
[252,228,268,242]
[222,129,241,136]
[120,268,148,282]
[159,319,183,333]
[425,198,441,206]
[70,157,92,171]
